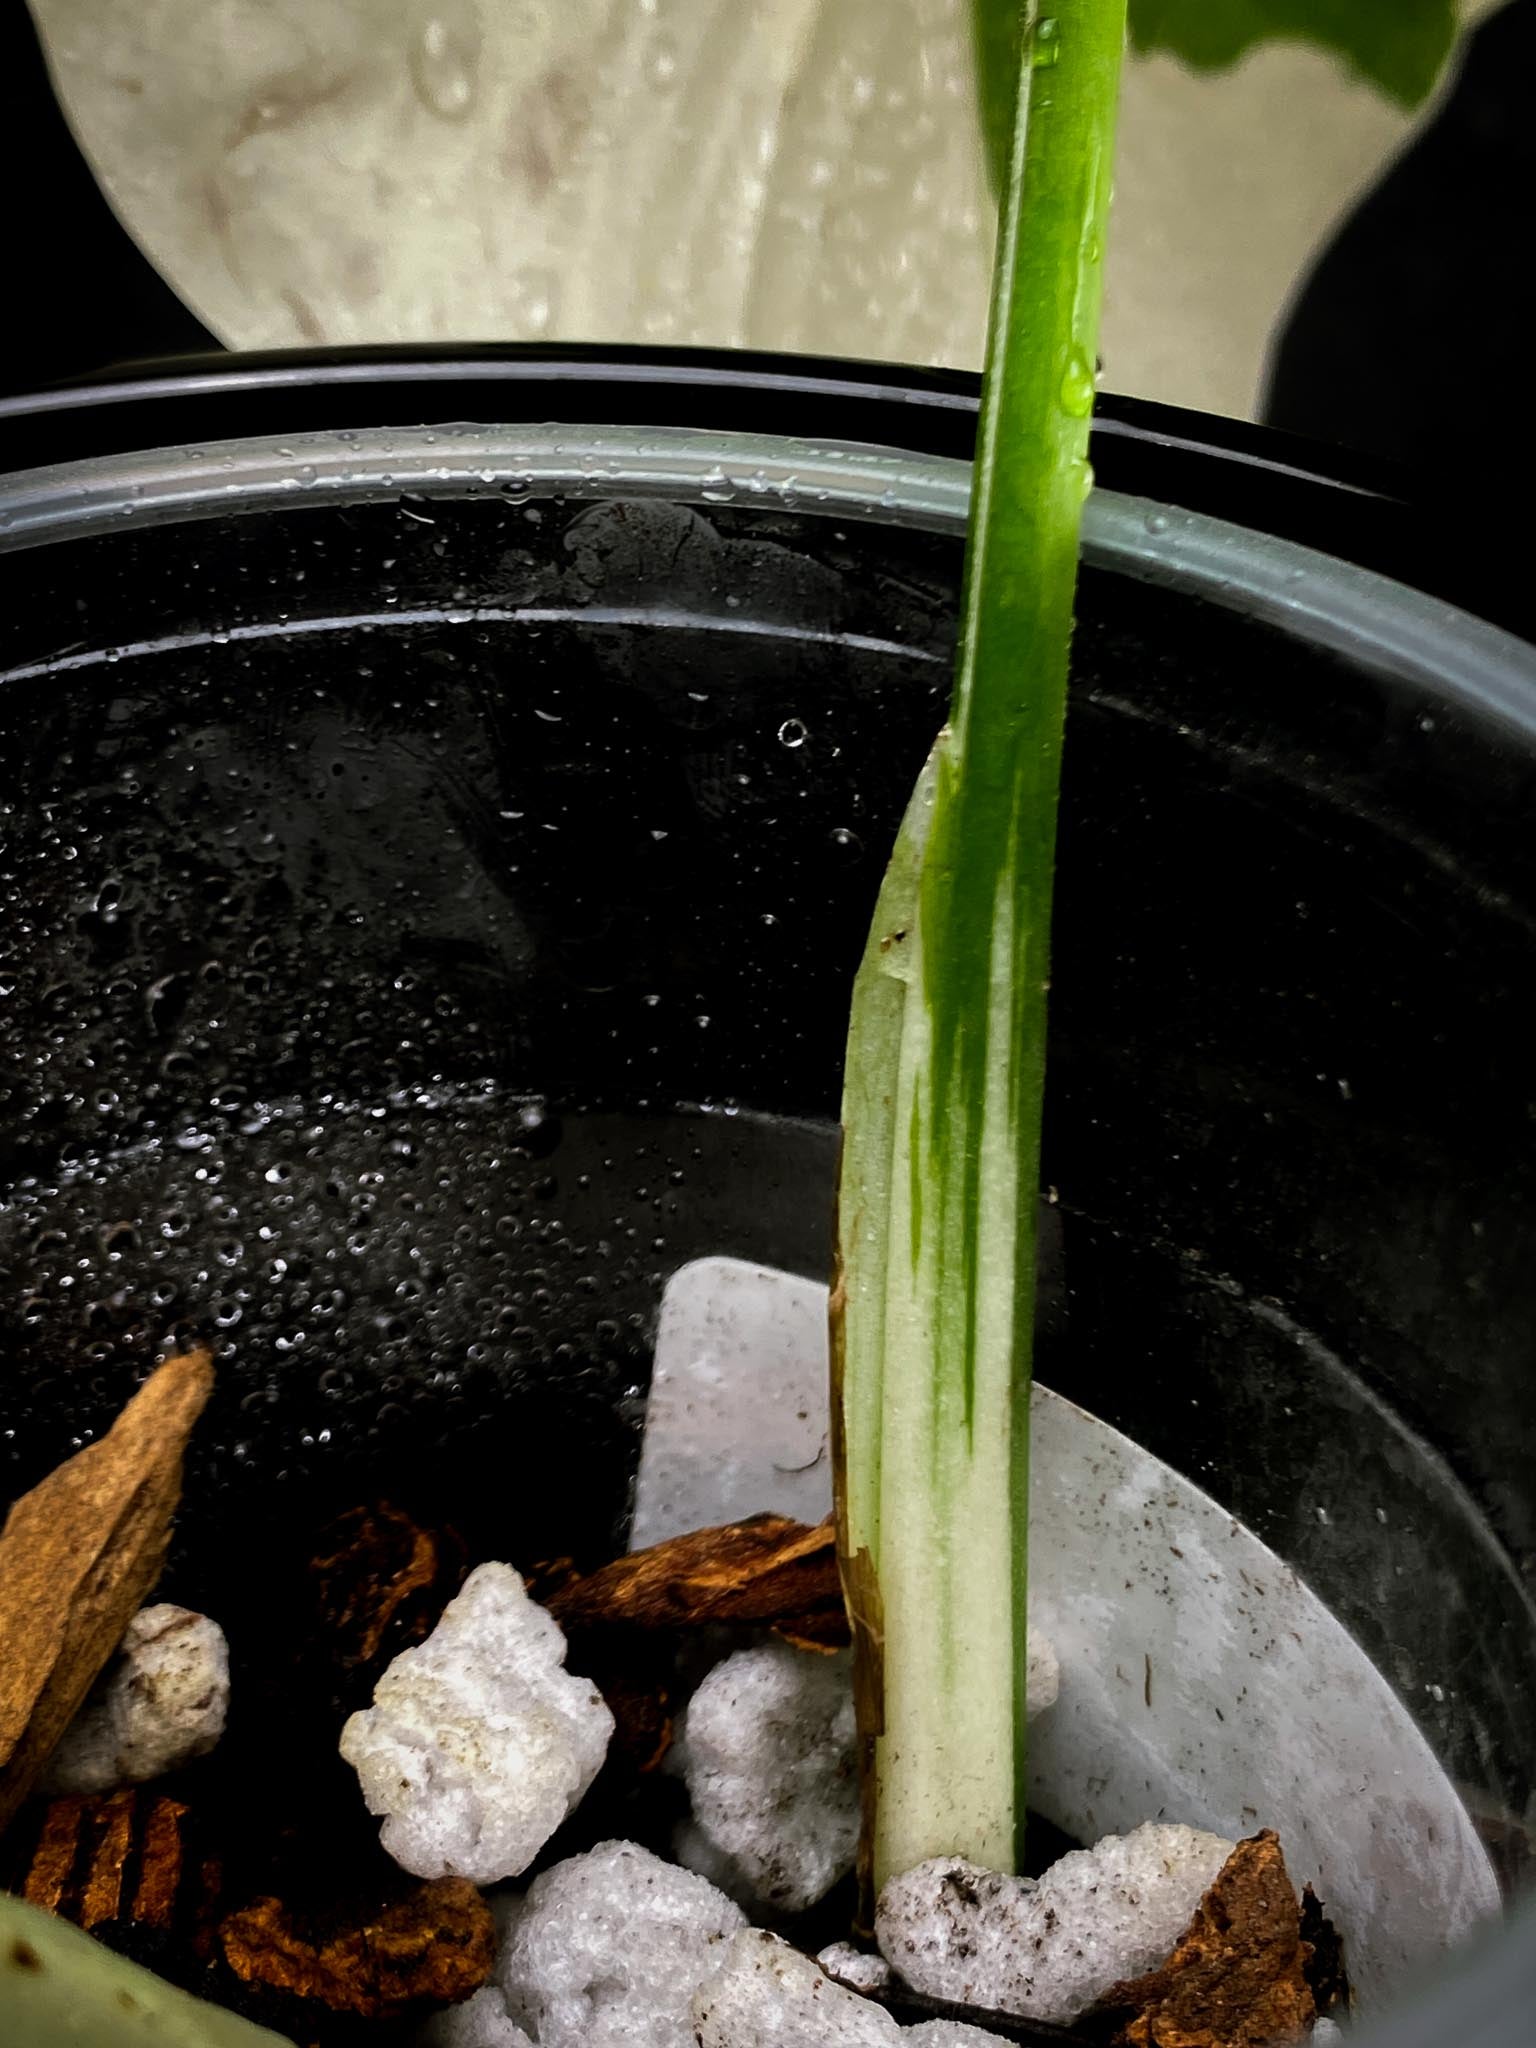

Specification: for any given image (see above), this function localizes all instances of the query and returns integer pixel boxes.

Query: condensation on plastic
[3,421,1534,733]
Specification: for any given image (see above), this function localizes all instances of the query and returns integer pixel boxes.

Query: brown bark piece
[219,1878,496,2019]
[78,1786,136,1929]
[12,1786,212,1940]
[19,1796,87,1915]
[1299,1885,1350,2019]
[585,1636,678,1774]
[308,1502,468,1690]
[1101,1831,1316,2048]
[131,1793,193,1930]
[548,1512,848,1646]
[0,1350,214,1832]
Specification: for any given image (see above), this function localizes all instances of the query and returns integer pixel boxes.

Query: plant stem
[834,0,1127,1894]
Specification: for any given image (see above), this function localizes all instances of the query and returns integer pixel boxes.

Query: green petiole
[834,0,1128,1893]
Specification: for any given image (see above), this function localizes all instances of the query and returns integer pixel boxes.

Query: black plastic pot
[0,350,1532,2042]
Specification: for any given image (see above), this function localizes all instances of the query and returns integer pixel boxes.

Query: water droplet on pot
[410,6,481,120]
[644,32,679,87]
[777,718,808,749]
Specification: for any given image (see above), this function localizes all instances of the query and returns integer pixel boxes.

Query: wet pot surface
[0,387,1534,2039]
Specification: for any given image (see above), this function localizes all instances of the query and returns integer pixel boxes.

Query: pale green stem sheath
[0,1891,293,2045]
[834,0,1127,1895]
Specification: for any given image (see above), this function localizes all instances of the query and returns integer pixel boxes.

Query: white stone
[498,1839,745,2048]
[340,1563,612,1884]
[877,1821,1237,2025]
[1312,2021,1344,2044]
[815,1942,891,1998]
[45,1605,229,1795]
[675,1642,859,1911]
[693,1930,897,2048]
[419,1987,534,2048]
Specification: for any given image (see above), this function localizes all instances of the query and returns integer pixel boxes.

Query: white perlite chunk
[906,2026,1012,2046]
[419,1987,534,2048]
[693,1931,897,2048]
[45,1606,229,1795]
[816,1941,892,1997]
[877,1821,1237,2025]
[693,1933,1014,2048]
[677,1631,1058,1913]
[340,1563,613,1884]
[499,1839,745,2048]
[675,1642,858,1911]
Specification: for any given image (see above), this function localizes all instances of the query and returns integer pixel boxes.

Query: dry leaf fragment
[0,1350,215,1832]
[219,1878,496,2019]
[1101,1831,1316,2048]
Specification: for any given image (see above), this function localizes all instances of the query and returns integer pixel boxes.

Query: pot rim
[1,419,1533,743]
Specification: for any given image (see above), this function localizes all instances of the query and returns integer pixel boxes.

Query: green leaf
[974,0,1458,192]
[836,0,1126,1893]
[1128,0,1457,106]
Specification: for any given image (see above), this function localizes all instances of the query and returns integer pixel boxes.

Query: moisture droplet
[829,827,864,861]
[777,718,808,749]
[410,6,482,122]
[1145,511,1170,537]
[644,32,679,87]
[1032,16,1061,67]
[1058,349,1096,419]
